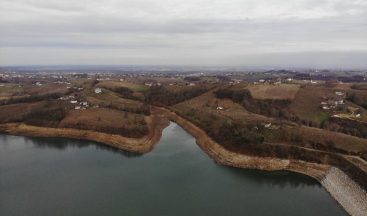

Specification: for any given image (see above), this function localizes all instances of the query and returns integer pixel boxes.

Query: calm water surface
[0,122,347,216]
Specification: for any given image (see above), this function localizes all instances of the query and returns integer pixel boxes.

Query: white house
[264,123,272,128]
[81,102,88,107]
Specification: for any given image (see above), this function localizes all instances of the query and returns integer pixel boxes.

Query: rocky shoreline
[157,107,367,216]
[321,167,367,216]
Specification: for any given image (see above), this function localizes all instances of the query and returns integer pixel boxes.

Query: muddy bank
[0,108,169,154]
[156,107,366,216]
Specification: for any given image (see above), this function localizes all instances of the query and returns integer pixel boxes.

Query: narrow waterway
[0,122,347,216]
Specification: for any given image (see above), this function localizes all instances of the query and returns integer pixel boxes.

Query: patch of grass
[246,84,300,100]
[289,86,333,125]
[59,108,148,137]
[96,81,147,93]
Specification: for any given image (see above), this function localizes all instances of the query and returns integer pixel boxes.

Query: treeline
[68,122,149,138]
[24,101,71,127]
[0,92,66,106]
[346,91,367,109]
[25,108,66,127]
[179,108,265,147]
[0,101,71,126]
[95,85,151,115]
[144,86,211,106]
[215,88,316,127]
[322,117,367,139]
[215,121,264,145]
[184,76,201,82]
[0,78,8,83]
[107,86,138,100]
[215,88,318,127]
[263,127,361,155]
[215,88,291,117]
[106,102,151,115]
[351,83,367,91]
[362,152,367,161]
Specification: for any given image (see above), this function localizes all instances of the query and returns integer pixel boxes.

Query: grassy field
[247,84,300,100]
[173,90,273,125]
[88,90,143,108]
[289,86,332,125]
[96,80,147,92]
[0,84,24,99]
[0,83,70,103]
[22,83,69,96]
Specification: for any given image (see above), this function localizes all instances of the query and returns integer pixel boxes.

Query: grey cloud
[0,0,366,67]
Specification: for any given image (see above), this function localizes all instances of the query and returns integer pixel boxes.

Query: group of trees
[180,108,265,149]
[24,101,71,127]
[346,92,367,109]
[71,123,149,138]
[106,103,151,116]
[144,85,210,106]
[215,121,264,146]
[351,83,367,91]
[183,76,201,82]
[0,92,66,106]
[322,117,367,139]
[109,86,137,100]
[215,88,291,118]
[0,78,8,83]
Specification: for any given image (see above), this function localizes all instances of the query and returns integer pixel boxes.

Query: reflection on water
[24,136,91,149]
[218,165,318,188]
[22,136,143,158]
[0,122,347,216]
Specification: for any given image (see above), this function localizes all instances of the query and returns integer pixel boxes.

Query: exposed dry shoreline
[0,106,366,215]
[0,108,169,154]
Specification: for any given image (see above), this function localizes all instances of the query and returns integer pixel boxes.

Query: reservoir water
[0,122,347,216]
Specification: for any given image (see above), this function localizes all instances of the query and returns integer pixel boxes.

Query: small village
[320,91,362,120]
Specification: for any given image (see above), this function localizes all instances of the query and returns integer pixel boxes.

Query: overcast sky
[0,0,366,68]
